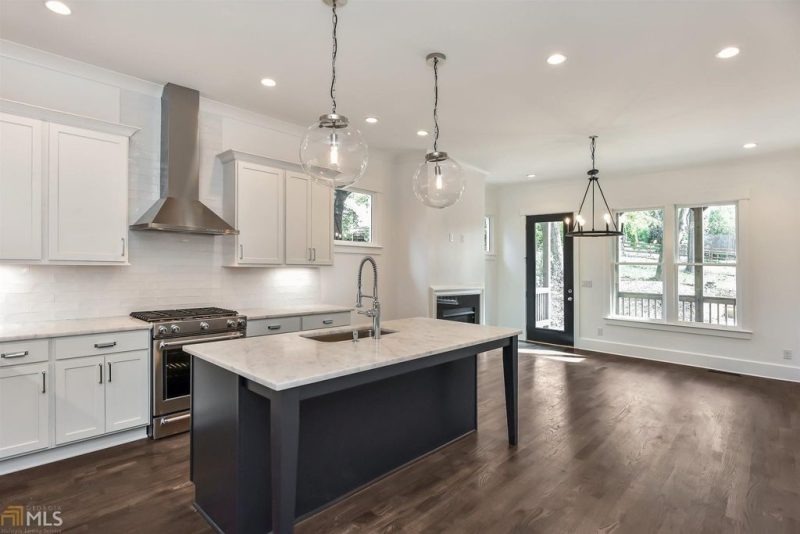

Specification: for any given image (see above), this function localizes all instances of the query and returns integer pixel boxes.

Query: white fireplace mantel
[429,286,485,324]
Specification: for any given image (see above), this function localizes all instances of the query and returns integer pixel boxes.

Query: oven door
[152,332,243,417]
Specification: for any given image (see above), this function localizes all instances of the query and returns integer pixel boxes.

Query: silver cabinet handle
[98,363,103,384]
[42,371,46,394]
[267,324,281,330]
[160,413,191,425]
[308,247,312,261]
[1,351,28,359]
[94,341,117,349]
[240,244,244,259]
[322,319,334,325]
[312,247,316,261]
[108,362,112,383]
[121,237,126,256]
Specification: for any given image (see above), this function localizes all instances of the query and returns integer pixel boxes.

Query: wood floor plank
[1,344,798,533]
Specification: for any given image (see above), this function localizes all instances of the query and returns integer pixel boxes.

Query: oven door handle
[159,332,243,350]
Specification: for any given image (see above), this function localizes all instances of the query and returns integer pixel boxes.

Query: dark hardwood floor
[2,344,798,533]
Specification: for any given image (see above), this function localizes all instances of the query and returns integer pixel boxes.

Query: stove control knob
[199,321,210,331]
[226,319,236,328]
[157,325,168,335]
[170,324,181,334]
[237,318,246,328]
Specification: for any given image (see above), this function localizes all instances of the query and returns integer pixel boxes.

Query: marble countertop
[239,304,353,320]
[185,317,521,391]
[0,316,151,342]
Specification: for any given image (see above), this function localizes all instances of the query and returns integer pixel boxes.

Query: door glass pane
[678,265,737,325]
[163,348,191,400]
[678,205,736,263]
[534,222,564,331]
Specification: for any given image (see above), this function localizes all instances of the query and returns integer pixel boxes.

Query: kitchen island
[186,317,521,534]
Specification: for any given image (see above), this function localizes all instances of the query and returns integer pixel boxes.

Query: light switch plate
[581,280,593,288]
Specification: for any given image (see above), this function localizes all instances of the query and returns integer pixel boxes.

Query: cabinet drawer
[54,330,149,360]
[0,339,48,367]
[247,317,302,337]
[301,312,351,331]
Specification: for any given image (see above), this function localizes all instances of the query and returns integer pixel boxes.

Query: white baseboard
[0,427,148,476]
[578,337,800,383]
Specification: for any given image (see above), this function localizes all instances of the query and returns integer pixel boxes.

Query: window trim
[333,187,379,248]
[484,215,496,256]
[607,201,746,334]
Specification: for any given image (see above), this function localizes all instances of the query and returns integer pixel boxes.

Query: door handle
[240,244,244,259]
[567,297,574,302]
[42,371,46,394]
[108,362,112,383]
[121,237,126,257]
[312,247,316,261]
[98,363,103,384]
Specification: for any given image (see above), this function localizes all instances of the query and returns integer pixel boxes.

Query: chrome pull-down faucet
[355,256,380,339]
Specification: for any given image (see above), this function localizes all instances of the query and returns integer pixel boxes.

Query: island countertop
[184,317,521,391]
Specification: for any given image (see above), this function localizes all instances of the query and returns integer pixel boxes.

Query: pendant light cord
[590,135,597,170]
[433,57,440,152]
[330,0,338,114]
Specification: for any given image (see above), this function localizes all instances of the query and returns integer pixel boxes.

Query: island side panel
[295,354,477,517]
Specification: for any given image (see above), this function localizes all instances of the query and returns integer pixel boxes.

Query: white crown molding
[1,98,139,137]
[0,39,162,97]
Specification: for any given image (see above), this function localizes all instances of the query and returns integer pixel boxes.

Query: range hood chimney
[130,83,237,235]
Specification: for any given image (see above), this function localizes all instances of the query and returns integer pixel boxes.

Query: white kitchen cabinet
[105,350,148,433]
[55,355,106,445]
[285,172,333,265]
[48,122,129,263]
[223,158,284,266]
[0,113,42,261]
[0,363,49,459]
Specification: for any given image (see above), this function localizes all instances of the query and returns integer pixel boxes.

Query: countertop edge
[0,318,152,343]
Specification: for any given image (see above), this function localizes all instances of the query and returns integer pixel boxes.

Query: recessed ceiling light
[526,173,537,179]
[546,53,567,65]
[716,46,740,59]
[365,116,379,124]
[260,78,277,87]
[44,0,71,15]
[743,142,757,149]
[416,130,429,137]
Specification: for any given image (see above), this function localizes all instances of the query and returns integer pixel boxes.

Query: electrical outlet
[597,327,603,336]
[784,350,793,361]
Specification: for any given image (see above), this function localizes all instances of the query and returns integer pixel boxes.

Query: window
[334,189,372,243]
[676,203,737,326]
[484,216,493,254]
[609,202,741,331]
[613,209,665,319]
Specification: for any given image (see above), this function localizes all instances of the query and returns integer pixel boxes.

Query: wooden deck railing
[535,287,550,327]
[616,292,736,326]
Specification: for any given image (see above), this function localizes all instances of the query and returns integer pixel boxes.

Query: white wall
[484,186,499,325]
[388,152,487,319]
[0,41,397,323]
[491,150,800,381]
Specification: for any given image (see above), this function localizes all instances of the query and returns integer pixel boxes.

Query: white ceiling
[1,0,799,183]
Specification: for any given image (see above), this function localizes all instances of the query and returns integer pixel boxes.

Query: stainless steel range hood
[130,83,237,235]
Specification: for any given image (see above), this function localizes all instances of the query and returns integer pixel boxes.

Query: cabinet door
[285,172,311,265]
[310,180,334,265]
[0,363,49,459]
[48,123,128,262]
[237,163,284,265]
[0,113,42,261]
[55,355,105,444]
[105,350,148,433]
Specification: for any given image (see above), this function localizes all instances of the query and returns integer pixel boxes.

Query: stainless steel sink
[304,328,396,343]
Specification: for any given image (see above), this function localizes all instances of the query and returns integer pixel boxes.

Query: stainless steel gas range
[130,307,247,439]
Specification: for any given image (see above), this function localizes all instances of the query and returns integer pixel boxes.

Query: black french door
[525,213,575,345]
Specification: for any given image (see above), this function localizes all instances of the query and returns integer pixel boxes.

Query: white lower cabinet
[0,363,49,459]
[105,350,148,432]
[55,350,148,445]
[55,355,106,445]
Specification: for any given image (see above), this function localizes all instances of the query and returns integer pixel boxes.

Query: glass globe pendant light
[413,52,465,209]
[565,136,624,237]
[299,0,368,189]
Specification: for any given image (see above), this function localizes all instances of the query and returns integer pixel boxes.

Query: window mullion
[663,205,677,322]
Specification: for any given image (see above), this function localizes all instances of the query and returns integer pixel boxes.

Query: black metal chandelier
[565,136,623,238]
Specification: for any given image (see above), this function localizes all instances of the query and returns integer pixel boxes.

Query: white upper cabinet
[310,180,333,265]
[48,123,129,263]
[0,113,42,261]
[223,158,284,266]
[285,171,312,265]
[0,363,50,459]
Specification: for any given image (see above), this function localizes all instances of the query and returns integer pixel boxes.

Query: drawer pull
[1,350,28,359]
[94,341,117,349]
[267,324,282,331]
[322,319,334,325]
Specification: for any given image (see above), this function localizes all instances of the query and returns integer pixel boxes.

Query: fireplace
[430,286,484,325]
